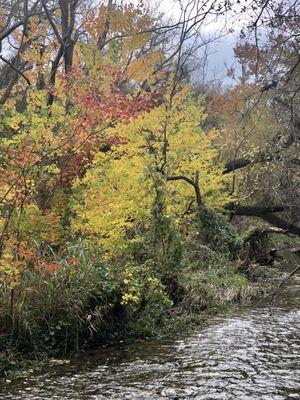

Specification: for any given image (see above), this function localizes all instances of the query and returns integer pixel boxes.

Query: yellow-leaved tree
[72,86,230,257]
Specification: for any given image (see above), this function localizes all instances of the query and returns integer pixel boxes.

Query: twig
[269,263,300,306]
[255,263,300,307]
[0,55,31,85]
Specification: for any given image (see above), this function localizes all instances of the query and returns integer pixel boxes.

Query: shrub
[0,238,120,358]
[196,206,242,259]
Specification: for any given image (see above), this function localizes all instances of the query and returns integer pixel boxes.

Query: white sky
[148,0,251,85]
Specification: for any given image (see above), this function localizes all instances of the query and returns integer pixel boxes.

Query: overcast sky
[152,0,249,86]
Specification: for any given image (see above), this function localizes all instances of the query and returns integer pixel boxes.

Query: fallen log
[226,204,300,236]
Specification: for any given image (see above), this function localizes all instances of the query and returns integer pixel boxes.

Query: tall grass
[0,238,120,358]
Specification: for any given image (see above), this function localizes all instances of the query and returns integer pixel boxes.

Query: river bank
[1,229,299,389]
[1,268,299,399]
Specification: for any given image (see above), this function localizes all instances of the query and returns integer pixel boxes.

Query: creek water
[1,279,299,399]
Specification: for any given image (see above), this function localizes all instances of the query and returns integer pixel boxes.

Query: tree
[72,85,230,254]
[205,0,300,235]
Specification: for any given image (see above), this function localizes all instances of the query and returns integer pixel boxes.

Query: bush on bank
[0,208,261,380]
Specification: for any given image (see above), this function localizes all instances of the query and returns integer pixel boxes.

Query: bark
[260,213,300,236]
[223,153,300,174]
[226,204,285,216]
[227,204,300,236]
[97,0,113,51]
[223,157,253,174]
[167,171,202,207]
[41,0,79,106]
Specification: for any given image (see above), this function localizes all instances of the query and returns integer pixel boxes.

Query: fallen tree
[223,154,300,174]
[226,204,300,236]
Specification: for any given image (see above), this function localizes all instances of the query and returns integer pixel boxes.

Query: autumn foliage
[3,0,290,363]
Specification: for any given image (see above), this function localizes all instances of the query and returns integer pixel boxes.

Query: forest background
[0,0,299,376]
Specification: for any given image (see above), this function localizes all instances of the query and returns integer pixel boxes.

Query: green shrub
[196,206,242,259]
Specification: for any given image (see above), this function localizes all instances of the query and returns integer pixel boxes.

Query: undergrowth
[0,208,265,381]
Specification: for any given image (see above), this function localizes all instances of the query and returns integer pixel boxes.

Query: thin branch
[269,263,300,305]
[0,54,30,85]
[167,174,195,186]
[41,0,64,45]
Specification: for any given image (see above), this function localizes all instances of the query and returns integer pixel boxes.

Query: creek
[1,277,299,399]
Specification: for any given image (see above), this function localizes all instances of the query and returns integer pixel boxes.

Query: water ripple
[1,294,299,399]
